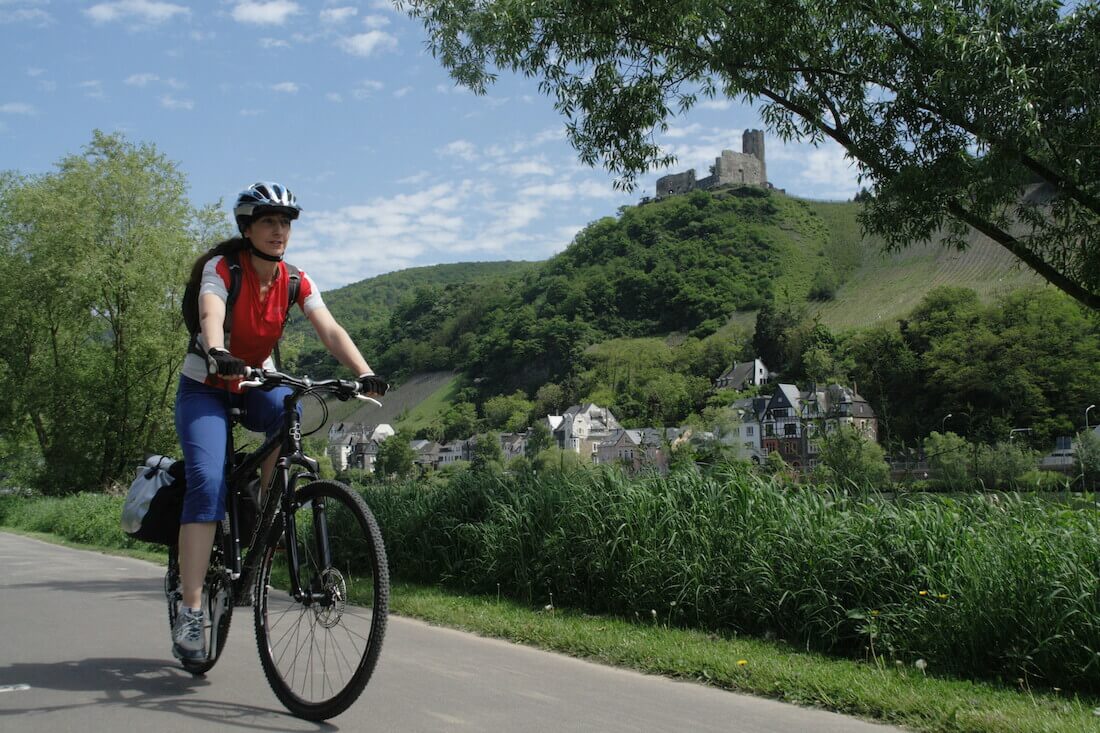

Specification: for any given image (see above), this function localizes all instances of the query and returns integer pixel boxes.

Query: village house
[714,358,772,391]
[499,432,527,461]
[327,422,395,472]
[438,439,470,466]
[749,383,878,472]
[595,427,684,473]
[548,403,623,461]
[723,396,768,463]
[410,439,442,471]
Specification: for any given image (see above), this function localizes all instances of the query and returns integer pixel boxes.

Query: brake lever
[357,396,382,407]
[239,379,263,388]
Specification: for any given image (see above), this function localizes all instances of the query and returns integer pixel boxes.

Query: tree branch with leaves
[401,0,1100,309]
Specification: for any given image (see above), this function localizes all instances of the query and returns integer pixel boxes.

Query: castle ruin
[655,129,767,199]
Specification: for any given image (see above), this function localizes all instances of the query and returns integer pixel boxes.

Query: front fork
[281,468,333,606]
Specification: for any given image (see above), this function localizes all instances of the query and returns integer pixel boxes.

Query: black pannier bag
[120,455,187,545]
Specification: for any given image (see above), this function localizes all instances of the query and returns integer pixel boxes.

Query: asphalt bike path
[0,532,906,732]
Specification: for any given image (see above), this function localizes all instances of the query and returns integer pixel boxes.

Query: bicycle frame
[222,388,322,605]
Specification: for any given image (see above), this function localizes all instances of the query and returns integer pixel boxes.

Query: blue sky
[1,0,861,291]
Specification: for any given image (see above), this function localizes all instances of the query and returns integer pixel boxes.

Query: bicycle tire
[254,479,389,721]
[167,524,234,675]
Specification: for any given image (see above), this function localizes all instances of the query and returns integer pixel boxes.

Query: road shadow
[5,577,164,602]
[0,657,335,731]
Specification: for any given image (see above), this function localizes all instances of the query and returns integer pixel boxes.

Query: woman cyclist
[172,181,387,662]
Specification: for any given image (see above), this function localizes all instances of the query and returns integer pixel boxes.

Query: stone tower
[742,129,766,184]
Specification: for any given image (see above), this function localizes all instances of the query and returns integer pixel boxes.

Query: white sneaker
[172,607,206,662]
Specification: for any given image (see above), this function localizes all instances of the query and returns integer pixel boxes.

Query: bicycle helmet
[234,182,301,233]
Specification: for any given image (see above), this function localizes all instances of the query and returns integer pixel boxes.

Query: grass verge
[2,523,1097,733]
[388,583,1099,733]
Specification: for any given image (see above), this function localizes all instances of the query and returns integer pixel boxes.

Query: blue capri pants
[174,375,298,524]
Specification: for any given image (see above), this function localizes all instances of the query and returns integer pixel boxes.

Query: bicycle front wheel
[254,480,389,721]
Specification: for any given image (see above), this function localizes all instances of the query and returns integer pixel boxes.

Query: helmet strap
[248,242,284,263]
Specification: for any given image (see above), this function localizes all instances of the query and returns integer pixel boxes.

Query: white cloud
[397,171,430,186]
[2,10,50,25]
[352,80,384,99]
[259,37,289,48]
[85,0,188,24]
[0,102,35,114]
[231,1,300,25]
[392,86,412,98]
[438,140,477,162]
[362,14,389,29]
[160,94,193,110]
[320,6,356,23]
[500,159,554,177]
[272,81,299,94]
[698,99,733,111]
[125,72,159,87]
[435,83,472,96]
[337,30,397,57]
[239,108,262,116]
[26,67,45,77]
[795,144,859,195]
[325,92,343,103]
[664,123,703,139]
[292,183,470,288]
[80,80,106,100]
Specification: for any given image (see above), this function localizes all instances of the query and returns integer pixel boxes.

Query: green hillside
[291,187,1054,435]
[285,259,537,344]
[808,203,1043,330]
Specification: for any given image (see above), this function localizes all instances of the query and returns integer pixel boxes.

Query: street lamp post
[1087,404,1096,432]
[941,413,953,433]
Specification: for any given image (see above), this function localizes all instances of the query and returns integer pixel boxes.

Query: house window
[746,426,754,436]
[731,426,740,437]
[784,423,797,437]
[765,424,775,436]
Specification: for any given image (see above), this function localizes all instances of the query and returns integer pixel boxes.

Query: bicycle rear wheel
[166,531,234,675]
[254,480,389,721]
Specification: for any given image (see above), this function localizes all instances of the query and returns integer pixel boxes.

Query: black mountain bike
[164,368,389,721]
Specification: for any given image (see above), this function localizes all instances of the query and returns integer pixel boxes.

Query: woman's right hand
[206,347,246,377]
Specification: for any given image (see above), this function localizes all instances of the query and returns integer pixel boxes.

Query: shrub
[813,424,890,491]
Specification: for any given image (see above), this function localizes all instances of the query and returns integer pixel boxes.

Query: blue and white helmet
[234,181,301,233]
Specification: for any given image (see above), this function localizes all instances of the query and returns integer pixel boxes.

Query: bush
[923,431,972,490]
[973,441,1038,490]
[813,424,890,491]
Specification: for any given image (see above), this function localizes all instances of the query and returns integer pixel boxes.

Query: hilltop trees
[0,131,222,492]
[403,0,1100,310]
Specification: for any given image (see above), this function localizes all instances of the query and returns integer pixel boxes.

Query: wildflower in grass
[871,610,879,616]
[915,659,928,674]
[737,660,748,666]
[918,590,928,596]
[937,593,948,600]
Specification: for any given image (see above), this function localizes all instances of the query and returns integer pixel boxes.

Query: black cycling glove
[207,347,246,377]
[358,374,389,396]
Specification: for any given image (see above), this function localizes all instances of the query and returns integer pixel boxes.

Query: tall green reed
[356,467,1100,693]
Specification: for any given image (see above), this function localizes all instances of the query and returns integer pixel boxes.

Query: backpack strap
[188,251,243,359]
[222,250,244,337]
[272,264,300,370]
[282,264,300,328]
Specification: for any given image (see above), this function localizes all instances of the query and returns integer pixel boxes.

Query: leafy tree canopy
[403,0,1100,309]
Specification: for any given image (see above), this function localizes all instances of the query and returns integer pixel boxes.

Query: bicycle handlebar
[238,367,383,406]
